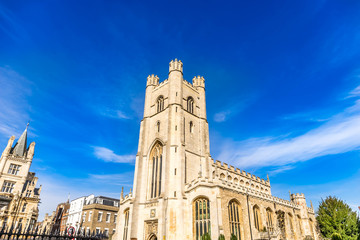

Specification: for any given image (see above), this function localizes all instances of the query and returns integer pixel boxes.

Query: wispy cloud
[93,146,135,163]
[217,85,360,169]
[0,66,32,138]
[214,110,232,122]
[97,108,131,120]
[89,172,133,186]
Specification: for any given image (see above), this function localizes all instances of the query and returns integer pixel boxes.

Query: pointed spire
[13,123,29,157]
[310,200,314,209]
[267,174,270,182]
[120,187,124,200]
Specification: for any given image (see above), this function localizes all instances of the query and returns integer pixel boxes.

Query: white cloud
[98,108,131,120]
[93,146,135,163]
[89,173,134,186]
[0,66,32,138]
[214,110,231,122]
[217,86,360,169]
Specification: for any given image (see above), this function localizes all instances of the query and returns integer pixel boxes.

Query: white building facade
[114,60,319,240]
[66,194,94,230]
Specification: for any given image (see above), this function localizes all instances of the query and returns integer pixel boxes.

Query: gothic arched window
[187,97,194,113]
[266,208,273,231]
[123,209,129,240]
[253,205,261,231]
[228,200,241,240]
[157,121,160,132]
[149,142,163,198]
[297,215,303,235]
[193,197,211,240]
[190,121,193,133]
[288,213,294,233]
[157,96,164,113]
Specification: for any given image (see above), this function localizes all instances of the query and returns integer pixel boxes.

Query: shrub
[201,232,211,240]
[230,234,237,240]
[331,233,342,240]
[218,234,225,240]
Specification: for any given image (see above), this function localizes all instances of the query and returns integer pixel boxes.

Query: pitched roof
[12,123,29,157]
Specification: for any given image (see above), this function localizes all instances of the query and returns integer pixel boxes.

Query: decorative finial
[267,174,269,182]
[121,187,124,200]
[130,188,132,195]
[310,200,314,209]
[27,121,30,129]
[289,190,291,200]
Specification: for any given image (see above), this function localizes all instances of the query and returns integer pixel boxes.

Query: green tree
[317,196,359,240]
[201,232,211,240]
[218,234,225,240]
[230,234,237,240]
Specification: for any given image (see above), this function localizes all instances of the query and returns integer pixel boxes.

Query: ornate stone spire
[13,123,29,157]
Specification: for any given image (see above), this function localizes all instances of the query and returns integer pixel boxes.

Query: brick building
[81,196,119,237]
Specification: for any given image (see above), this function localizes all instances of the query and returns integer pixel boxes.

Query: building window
[88,211,92,222]
[1,181,15,193]
[228,200,241,240]
[187,97,194,113]
[190,121,193,133]
[26,190,32,197]
[96,228,100,235]
[309,218,314,237]
[157,96,164,113]
[157,122,160,132]
[297,215,303,235]
[149,142,163,199]
[193,198,211,240]
[123,209,130,240]
[288,213,294,233]
[104,228,109,237]
[106,213,111,223]
[21,203,27,212]
[253,205,261,231]
[266,208,273,231]
[114,214,117,223]
[98,212,103,222]
[8,164,20,175]
[83,212,87,222]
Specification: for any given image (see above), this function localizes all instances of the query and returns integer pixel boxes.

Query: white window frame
[8,164,21,175]
[106,213,111,223]
[1,181,15,193]
[97,211,103,222]
[88,211,92,222]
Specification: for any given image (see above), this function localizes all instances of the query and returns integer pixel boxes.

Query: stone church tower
[115,60,318,240]
[0,124,41,228]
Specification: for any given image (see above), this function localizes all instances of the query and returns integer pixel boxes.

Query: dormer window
[187,97,194,113]
[157,96,164,113]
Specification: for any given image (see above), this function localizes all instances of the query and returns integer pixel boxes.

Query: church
[0,124,41,229]
[114,59,318,240]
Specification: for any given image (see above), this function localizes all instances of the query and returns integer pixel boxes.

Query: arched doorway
[148,234,157,240]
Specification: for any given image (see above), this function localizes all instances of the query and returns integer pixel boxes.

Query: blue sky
[1,0,360,220]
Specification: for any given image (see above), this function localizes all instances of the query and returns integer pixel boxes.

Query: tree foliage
[218,234,225,240]
[316,196,359,240]
[230,234,237,240]
[201,232,211,240]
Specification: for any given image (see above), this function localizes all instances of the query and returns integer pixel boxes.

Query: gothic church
[114,60,318,240]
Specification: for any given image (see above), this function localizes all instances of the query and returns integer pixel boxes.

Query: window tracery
[149,142,163,198]
[157,96,164,113]
[228,200,241,240]
[193,198,211,240]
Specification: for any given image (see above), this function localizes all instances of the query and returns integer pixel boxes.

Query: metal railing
[0,224,108,240]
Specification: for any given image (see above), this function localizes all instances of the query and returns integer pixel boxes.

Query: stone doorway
[148,234,157,240]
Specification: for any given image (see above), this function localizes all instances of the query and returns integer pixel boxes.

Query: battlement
[192,76,205,88]
[169,59,183,73]
[213,160,270,185]
[147,74,159,86]
[291,193,305,199]
[184,175,299,210]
